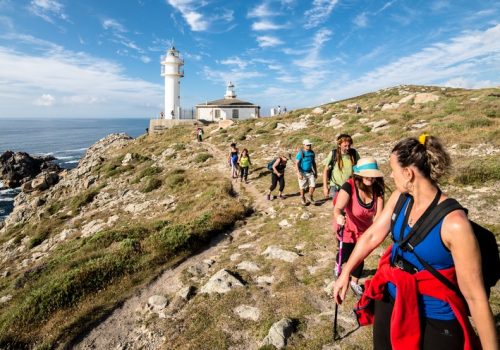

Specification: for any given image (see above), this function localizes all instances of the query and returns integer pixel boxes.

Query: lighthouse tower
[161,46,184,119]
[225,81,236,99]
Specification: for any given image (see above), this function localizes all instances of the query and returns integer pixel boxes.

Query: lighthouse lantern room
[161,46,184,119]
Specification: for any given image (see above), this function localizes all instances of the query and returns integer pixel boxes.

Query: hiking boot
[266,193,271,201]
[279,194,286,200]
[308,195,316,205]
[301,196,307,205]
[350,281,364,297]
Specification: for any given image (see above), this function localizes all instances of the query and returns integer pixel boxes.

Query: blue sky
[0,0,499,118]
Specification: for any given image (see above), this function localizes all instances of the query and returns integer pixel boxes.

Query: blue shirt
[296,150,315,173]
[388,196,455,320]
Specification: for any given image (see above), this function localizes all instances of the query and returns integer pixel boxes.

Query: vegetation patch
[194,153,213,163]
[140,176,162,193]
[452,157,500,185]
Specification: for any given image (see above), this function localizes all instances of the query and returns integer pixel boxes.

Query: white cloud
[251,20,287,31]
[353,12,368,28]
[256,35,283,48]
[219,57,248,69]
[28,0,69,24]
[140,55,151,63]
[167,0,234,32]
[202,66,264,87]
[34,94,55,106]
[248,2,274,18]
[0,41,162,117]
[102,18,127,33]
[376,1,396,14]
[304,0,338,29]
[321,24,500,101]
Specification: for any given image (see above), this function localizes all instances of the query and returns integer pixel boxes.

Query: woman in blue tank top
[332,134,497,350]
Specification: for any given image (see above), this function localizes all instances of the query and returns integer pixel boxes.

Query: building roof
[196,98,258,107]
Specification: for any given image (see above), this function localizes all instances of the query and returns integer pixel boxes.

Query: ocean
[0,118,149,221]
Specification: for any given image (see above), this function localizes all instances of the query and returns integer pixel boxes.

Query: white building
[196,82,260,122]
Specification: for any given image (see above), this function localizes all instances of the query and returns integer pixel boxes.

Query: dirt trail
[74,141,278,350]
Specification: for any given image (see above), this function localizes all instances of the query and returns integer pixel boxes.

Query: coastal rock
[261,318,294,349]
[398,94,415,104]
[0,151,61,188]
[200,269,245,294]
[147,295,169,311]
[381,103,400,111]
[312,107,324,114]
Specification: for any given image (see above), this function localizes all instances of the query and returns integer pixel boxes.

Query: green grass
[452,157,500,185]
[140,176,162,193]
[194,152,213,163]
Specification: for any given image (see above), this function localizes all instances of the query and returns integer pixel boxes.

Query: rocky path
[74,138,373,350]
[74,141,285,349]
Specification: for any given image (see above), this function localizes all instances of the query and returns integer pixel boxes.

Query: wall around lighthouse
[196,106,259,122]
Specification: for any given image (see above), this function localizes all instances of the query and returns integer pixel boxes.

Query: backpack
[326,148,357,186]
[267,158,277,171]
[391,193,500,298]
[297,149,316,172]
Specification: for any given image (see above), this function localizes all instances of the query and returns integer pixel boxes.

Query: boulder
[256,275,274,285]
[261,318,294,349]
[312,107,324,114]
[262,246,299,262]
[414,93,439,104]
[200,269,245,294]
[176,286,195,300]
[398,94,415,104]
[327,117,343,127]
[147,295,168,311]
[289,121,307,130]
[381,103,400,111]
[236,261,261,272]
[234,305,261,321]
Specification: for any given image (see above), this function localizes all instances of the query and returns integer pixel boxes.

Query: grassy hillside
[0,85,498,349]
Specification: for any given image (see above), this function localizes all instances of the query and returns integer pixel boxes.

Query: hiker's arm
[272,159,281,175]
[333,189,349,226]
[313,159,318,177]
[442,212,498,350]
[333,191,399,304]
[295,155,302,177]
[322,166,329,196]
[373,195,384,223]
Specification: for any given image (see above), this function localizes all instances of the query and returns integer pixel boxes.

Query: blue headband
[353,163,379,172]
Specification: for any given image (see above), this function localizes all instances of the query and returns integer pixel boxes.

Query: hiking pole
[333,225,345,341]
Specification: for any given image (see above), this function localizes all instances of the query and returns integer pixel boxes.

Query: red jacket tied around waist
[354,246,479,350]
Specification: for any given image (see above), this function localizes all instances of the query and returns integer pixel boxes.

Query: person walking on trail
[333,135,497,350]
[333,157,385,297]
[197,127,204,142]
[323,134,360,200]
[295,139,318,205]
[238,148,252,183]
[266,155,288,200]
[228,143,239,179]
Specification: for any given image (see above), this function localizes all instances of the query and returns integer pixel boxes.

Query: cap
[303,139,312,145]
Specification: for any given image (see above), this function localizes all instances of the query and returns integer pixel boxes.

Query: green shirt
[322,150,360,188]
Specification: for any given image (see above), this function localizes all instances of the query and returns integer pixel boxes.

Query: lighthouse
[161,46,184,119]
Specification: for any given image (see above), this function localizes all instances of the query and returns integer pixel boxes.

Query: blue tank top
[387,197,455,320]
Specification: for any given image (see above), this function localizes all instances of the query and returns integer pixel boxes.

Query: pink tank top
[334,178,379,243]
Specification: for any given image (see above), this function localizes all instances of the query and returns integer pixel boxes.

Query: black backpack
[267,158,277,171]
[391,193,500,297]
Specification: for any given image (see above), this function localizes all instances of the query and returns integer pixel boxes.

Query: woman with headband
[333,134,497,350]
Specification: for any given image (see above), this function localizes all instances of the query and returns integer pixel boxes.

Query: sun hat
[303,139,312,145]
[353,157,384,178]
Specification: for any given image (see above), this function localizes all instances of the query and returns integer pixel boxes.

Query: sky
[0,0,499,119]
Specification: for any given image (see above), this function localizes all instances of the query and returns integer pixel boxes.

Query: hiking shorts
[298,172,315,190]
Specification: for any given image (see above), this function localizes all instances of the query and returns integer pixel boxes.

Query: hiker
[266,155,288,200]
[333,157,385,296]
[238,148,251,183]
[333,135,497,349]
[323,134,360,200]
[295,139,317,205]
[228,143,239,179]
[197,127,204,142]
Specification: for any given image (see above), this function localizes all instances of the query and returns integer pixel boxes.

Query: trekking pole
[333,225,345,341]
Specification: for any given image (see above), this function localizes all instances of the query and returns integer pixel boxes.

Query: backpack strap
[399,198,466,295]
[391,193,410,239]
